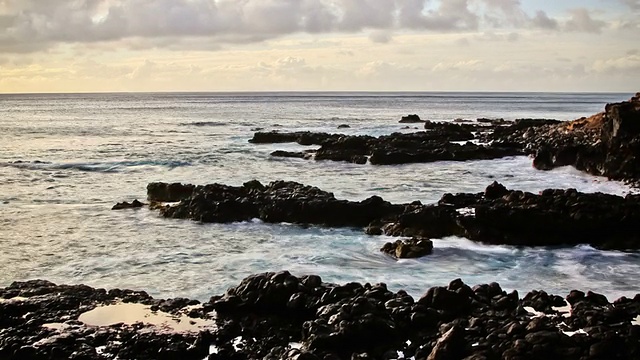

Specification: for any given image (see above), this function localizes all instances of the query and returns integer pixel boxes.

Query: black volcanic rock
[381,237,434,258]
[489,93,640,185]
[148,180,640,250]
[147,182,195,202]
[112,199,145,210]
[251,122,523,165]
[400,114,424,123]
[1,275,639,360]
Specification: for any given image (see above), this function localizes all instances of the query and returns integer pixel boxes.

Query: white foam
[633,315,640,326]
[562,328,588,337]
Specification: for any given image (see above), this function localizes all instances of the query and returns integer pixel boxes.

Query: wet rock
[112,199,145,210]
[427,325,467,360]
[149,180,640,250]
[490,94,640,185]
[2,276,640,360]
[380,237,434,259]
[337,124,351,129]
[271,150,308,159]
[252,122,523,166]
[147,182,195,202]
[249,131,337,145]
[484,181,508,200]
[400,114,424,123]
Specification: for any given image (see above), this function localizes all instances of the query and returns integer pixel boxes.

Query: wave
[1,159,192,173]
[179,121,228,127]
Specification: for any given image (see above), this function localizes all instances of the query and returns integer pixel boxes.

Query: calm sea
[1,92,638,301]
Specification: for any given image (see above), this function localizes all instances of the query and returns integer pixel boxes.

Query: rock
[2,275,640,359]
[147,182,195,202]
[337,124,351,129]
[252,122,523,166]
[149,180,640,250]
[484,181,508,200]
[380,238,434,259]
[532,147,554,171]
[111,199,145,210]
[249,131,337,145]
[271,150,308,159]
[488,94,640,184]
[427,326,467,360]
[399,114,424,123]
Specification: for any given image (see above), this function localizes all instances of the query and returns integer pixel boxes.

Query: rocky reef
[487,93,640,185]
[1,273,639,359]
[250,121,522,165]
[145,180,640,251]
[251,93,640,186]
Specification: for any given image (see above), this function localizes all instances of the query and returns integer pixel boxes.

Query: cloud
[369,31,393,44]
[620,0,640,10]
[0,0,485,53]
[530,11,559,30]
[590,54,640,73]
[0,0,625,55]
[565,8,606,34]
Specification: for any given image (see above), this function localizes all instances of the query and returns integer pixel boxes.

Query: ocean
[1,91,638,302]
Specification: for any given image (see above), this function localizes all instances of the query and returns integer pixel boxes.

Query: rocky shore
[145,180,640,251]
[250,93,640,186]
[1,273,638,360]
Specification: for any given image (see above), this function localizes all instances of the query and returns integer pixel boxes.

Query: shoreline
[1,272,639,359]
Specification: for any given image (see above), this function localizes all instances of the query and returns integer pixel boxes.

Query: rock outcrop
[148,180,640,250]
[250,121,522,165]
[2,274,639,360]
[489,93,640,185]
[400,114,425,123]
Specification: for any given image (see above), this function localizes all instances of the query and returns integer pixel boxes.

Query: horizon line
[0,90,634,96]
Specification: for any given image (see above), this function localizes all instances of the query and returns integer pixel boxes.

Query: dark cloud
[621,0,640,10]
[565,8,606,34]
[530,11,559,30]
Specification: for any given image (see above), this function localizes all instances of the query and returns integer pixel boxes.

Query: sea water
[1,92,638,301]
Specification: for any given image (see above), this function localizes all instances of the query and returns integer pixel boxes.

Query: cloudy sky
[0,0,638,93]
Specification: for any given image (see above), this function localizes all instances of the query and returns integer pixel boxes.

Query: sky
[0,0,638,93]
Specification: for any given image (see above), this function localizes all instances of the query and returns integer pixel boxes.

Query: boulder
[400,114,424,123]
[146,182,195,202]
[380,237,434,259]
[111,199,145,210]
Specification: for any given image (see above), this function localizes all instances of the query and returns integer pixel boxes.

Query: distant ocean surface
[1,92,639,302]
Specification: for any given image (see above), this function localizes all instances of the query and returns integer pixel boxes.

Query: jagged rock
[111,199,145,210]
[147,182,195,202]
[149,180,640,250]
[400,114,424,123]
[2,275,639,360]
[251,123,523,165]
[489,93,640,185]
[271,150,308,159]
[380,237,434,258]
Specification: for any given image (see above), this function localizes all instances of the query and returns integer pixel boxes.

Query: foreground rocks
[146,180,640,250]
[1,273,639,359]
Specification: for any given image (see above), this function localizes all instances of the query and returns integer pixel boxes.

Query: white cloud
[369,31,393,44]
[591,54,640,73]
